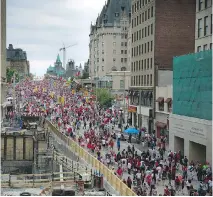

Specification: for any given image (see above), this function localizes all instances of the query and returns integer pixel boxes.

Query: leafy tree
[6,68,19,83]
[81,72,89,79]
[94,88,113,108]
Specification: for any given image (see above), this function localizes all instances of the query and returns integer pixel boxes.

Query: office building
[128,0,196,132]
[195,0,212,52]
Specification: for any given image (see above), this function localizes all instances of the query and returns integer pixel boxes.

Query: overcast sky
[7,0,106,76]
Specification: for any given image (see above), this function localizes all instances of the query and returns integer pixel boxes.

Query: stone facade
[89,0,131,79]
[106,71,131,92]
[65,59,82,78]
[6,44,30,77]
[155,84,173,139]
[169,114,212,164]
[195,0,212,52]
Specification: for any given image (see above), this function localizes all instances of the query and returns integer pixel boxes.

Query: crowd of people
[10,76,212,196]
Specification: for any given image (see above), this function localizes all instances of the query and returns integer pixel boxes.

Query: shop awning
[156,97,164,102]
[165,98,172,103]
[155,121,167,128]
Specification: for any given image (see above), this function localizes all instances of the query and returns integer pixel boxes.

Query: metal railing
[1,171,84,188]
[45,119,136,196]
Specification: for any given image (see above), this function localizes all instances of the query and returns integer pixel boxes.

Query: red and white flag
[75,71,80,77]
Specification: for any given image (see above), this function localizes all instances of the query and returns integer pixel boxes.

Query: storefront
[137,106,153,133]
[128,105,137,126]
[155,118,169,139]
[169,114,212,164]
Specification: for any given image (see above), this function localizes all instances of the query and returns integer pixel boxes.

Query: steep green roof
[56,54,61,63]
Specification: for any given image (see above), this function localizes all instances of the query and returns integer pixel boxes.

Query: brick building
[128,0,196,132]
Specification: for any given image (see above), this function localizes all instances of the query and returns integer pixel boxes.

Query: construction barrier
[45,120,136,196]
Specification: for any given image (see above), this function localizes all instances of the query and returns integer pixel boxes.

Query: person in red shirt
[164,185,170,196]
[127,176,132,188]
[116,166,123,179]
[109,139,114,150]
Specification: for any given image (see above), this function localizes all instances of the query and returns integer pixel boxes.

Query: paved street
[69,121,199,195]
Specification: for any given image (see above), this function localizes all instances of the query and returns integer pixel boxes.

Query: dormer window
[115,12,119,17]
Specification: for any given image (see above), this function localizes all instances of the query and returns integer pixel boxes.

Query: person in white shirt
[117,132,121,140]
[102,139,106,147]
[136,170,141,184]
[156,165,162,181]
[127,162,132,175]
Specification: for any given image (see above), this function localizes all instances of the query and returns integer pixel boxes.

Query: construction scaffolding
[173,50,212,120]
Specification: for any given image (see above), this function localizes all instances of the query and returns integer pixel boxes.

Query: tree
[6,68,19,83]
[94,88,113,108]
[81,72,89,79]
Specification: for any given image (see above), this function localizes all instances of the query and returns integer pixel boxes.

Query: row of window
[121,34,128,39]
[198,0,212,11]
[91,33,128,45]
[96,66,104,72]
[132,0,152,14]
[92,48,129,59]
[132,41,153,57]
[93,41,128,51]
[158,101,172,112]
[197,43,212,52]
[121,50,128,54]
[96,58,128,63]
[132,24,153,43]
[132,6,154,28]
[131,58,153,72]
[131,74,153,86]
[197,14,212,38]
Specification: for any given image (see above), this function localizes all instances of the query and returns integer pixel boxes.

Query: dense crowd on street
[8,77,212,196]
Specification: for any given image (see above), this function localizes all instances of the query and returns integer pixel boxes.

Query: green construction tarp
[173,50,212,120]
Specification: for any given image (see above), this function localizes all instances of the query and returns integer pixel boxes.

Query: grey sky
[7,0,106,76]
